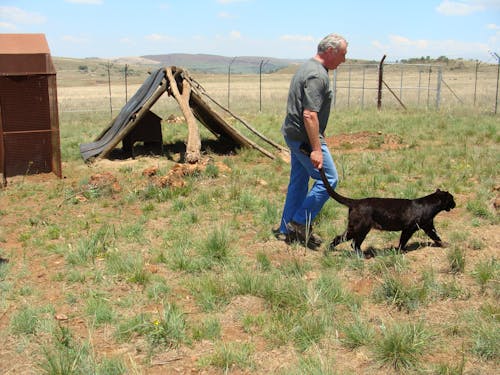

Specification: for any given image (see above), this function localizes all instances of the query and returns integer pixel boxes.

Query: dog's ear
[436,188,442,193]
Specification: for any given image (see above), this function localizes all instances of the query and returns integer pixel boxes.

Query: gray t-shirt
[281,58,332,143]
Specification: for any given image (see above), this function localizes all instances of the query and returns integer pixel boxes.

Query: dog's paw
[434,241,449,248]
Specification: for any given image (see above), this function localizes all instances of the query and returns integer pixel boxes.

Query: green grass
[1,76,499,374]
[373,321,432,371]
[198,342,255,371]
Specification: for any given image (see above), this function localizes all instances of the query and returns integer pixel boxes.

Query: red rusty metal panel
[0,76,51,132]
[0,54,55,76]
[3,132,53,177]
[0,34,55,75]
[0,33,61,180]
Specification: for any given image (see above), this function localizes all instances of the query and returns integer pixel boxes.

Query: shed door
[0,76,53,177]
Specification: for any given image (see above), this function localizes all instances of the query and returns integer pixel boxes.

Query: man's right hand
[310,149,323,169]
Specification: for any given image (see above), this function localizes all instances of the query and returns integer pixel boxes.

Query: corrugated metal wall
[0,34,61,182]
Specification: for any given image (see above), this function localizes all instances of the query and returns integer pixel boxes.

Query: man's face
[325,42,347,70]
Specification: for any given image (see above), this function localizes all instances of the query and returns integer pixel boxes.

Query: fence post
[436,67,442,110]
[377,55,386,110]
[227,56,237,109]
[400,66,404,102]
[347,65,352,107]
[107,61,112,118]
[125,64,128,103]
[361,65,366,109]
[332,69,337,108]
[473,60,479,106]
[427,66,432,109]
[259,59,268,112]
[493,52,499,114]
[417,69,422,106]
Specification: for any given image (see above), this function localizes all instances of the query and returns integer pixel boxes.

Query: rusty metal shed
[0,33,62,184]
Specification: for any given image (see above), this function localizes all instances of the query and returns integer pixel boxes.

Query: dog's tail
[319,168,356,207]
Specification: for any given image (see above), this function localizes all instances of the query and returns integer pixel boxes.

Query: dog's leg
[398,227,417,250]
[328,231,349,251]
[421,222,444,246]
[351,230,369,257]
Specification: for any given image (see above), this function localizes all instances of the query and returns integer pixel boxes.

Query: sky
[1,0,500,63]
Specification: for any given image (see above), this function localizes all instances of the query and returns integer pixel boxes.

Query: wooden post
[166,67,201,163]
[377,55,386,110]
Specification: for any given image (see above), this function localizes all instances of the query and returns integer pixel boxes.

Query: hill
[141,53,302,74]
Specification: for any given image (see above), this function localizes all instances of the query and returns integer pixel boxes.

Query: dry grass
[0,62,499,374]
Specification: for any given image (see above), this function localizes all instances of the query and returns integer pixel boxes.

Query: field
[0,60,499,374]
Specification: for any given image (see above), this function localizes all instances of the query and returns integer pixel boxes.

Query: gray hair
[317,33,347,54]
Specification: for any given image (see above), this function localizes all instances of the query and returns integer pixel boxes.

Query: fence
[55,59,499,117]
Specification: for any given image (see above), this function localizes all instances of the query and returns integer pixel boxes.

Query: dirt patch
[326,131,406,153]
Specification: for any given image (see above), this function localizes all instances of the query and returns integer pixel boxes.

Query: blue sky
[1,0,499,62]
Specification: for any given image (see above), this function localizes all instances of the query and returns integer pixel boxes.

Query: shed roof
[0,34,55,75]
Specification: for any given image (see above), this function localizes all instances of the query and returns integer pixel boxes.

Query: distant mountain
[141,53,302,74]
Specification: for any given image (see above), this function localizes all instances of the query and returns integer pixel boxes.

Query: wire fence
[55,60,500,118]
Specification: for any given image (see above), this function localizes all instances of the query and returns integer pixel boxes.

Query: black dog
[319,168,456,256]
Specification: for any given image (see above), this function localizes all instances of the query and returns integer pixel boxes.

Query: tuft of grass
[434,356,466,375]
[199,226,231,266]
[147,303,189,349]
[105,251,150,285]
[374,273,431,312]
[39,325,97,375]
[471,257,498,292]
[369,249,408,275]
[66,224,115,265]
[114,313,150,343]
[279,354,336,375]
[85,293,115,327]
[279,257,311,278]
[10,305,40,335]
[145,277,170,302]
[373,321,432,371]
[256,251,272,271]
[198,342,254,372]
[447,246,466,274]
[291,313,327,352]
[188,272,232,312]
[340,315,375,349]
[191,317,221,341]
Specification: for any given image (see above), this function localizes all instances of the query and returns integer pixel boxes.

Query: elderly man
[277,33,348,249]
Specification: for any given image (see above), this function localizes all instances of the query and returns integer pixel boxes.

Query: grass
[0,67,499,374]
[373,321,432,371]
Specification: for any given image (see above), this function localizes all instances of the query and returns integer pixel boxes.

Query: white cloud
[0,21,16,30]
[487,23,500,30]
[389,35,429,49]
[145,33,176,42]
[372,34,491,60]
[280,34,315,42]
[61,35,89,44]
[119,37,135,45]
[435,0,498,16]
[0,6,46,25]
[64,0,103,4]
[228,30,241,40]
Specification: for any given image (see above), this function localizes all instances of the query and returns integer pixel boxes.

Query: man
[277,33,348,249]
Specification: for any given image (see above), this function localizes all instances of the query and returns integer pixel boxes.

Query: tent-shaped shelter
[0,34,62,185]
[80,66,286,163]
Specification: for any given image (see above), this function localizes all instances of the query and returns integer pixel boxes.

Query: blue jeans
[279,138,338,233]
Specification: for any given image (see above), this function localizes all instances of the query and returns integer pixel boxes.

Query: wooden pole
[166,67,201,163]
[377,55,386,110]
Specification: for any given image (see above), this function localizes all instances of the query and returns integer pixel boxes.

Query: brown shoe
[286,221,323,249]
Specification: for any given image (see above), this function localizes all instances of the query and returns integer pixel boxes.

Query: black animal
[318,168,456,255]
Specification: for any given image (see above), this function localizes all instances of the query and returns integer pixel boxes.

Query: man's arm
[303,109,323,169]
